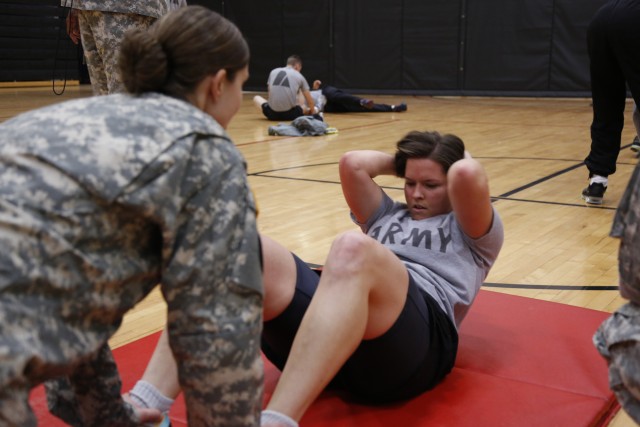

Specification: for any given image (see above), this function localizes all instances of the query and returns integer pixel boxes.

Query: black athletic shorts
[261,103,304,121]
[261,253,459,404]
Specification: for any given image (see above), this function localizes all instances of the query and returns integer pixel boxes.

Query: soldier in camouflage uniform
[593,160,640,423]
[0,6,263,427]
[62,0,179,95]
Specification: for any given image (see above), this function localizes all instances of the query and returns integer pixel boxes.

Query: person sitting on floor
[125,130,504,427]
[253,55,320,121]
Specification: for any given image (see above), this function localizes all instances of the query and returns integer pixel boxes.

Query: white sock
[261,409,299,427]
[589,175,608,186]
[128,380,174,414]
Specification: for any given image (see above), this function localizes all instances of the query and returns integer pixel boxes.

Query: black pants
[322,85,393,113]
[585,0,640,177]
[261,103,304,121]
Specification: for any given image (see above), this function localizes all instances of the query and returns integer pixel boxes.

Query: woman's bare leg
[135,329,180,398]
[129,230,408,424]
[253,95,267,113]
[264,230,409,422]
[261,234,297,321]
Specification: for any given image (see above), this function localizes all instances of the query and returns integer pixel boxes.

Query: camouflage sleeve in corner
[611,162,640,304]
[45,344,140,427]
[60,0,170,18]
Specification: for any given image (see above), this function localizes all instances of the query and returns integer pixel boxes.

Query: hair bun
[119,28,169,94]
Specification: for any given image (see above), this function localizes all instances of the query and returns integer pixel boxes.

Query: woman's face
[403,157,452,220]
[211,65,249,129]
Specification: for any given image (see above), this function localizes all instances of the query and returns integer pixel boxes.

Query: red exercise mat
[32,290,619,426]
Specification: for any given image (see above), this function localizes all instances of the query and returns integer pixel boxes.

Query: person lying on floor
[125,130,504,427]
[310,80,407,113]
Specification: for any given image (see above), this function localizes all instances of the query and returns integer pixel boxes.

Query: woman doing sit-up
[127,130,504,427]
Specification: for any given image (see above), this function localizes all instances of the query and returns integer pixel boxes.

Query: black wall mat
[0,1,78,83]
[463,0,604,95]
[402,0,463,92]
[234,0,605,96]
[332,1,404,90]
[225,0,331,91]
[0,0,609,96]
[549,0,601,94]
[464,0,555,93]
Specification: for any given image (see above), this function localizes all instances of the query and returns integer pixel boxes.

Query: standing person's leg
[583,3,627,203]
[612,4,640,153]
[98,13,156,94]
[78,11,109,95]
[263,231,410,424]
[585,6,627,177]
[632,105,640,151]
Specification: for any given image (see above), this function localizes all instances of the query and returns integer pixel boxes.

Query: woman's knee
[326,231,378,273]
[325,231,407,286]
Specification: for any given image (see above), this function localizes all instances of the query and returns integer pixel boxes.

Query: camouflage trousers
[594,303,640,424]
[594,160,640,423]
[78,11,156,95]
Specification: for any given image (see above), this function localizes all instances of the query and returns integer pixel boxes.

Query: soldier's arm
[45,344,141,427]
[161,138,263,427]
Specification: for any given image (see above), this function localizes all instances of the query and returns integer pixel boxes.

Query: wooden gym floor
[1,83,637,426]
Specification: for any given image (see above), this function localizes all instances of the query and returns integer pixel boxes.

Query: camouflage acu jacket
[0,92,263,426]
[611,161,640,303]
[60,0,171,18]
